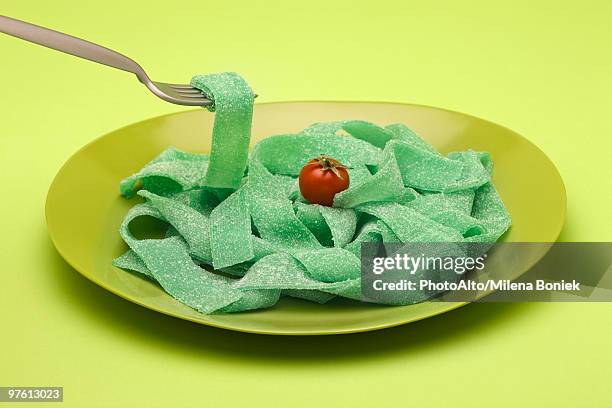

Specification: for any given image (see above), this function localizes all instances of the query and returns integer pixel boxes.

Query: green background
[1,1,611,407]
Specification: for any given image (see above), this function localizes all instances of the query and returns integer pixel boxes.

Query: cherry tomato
[299,156,350,206]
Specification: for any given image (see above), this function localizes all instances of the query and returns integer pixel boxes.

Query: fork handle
[0,15,149,82]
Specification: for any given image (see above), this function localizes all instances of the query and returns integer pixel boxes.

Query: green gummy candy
[465,182,511,242]
[282,289,336,304]
[430,211,485,237]
[138,190,212,262]
[358,202,464,242]
[120,147,209,198]
[251,133,381,176]
[118,203,280,314]
[188,189,221,216]
[345,221,382,258]
[132,238,241,313]
[295,203,333,246]
[246,185,321,251]
[397,187,420,205]
[235,253,354,294]
[406,190,484,236]
[348,165,375,186]
[119,204,243,313]
[318,205,357,248]
[244,158,322,250]
[251,236,282,260]
[378,220,402,242]
[235,253,329,290]
[220,262,251,277]
[190,72,254,189]
[477,151,494,174]
[446,150,490,191]
[294,203,357,248]
[209,189,254,269]
[249,192,321,250]
[116,83,512,314]
[334,143,404,208]
[112,249,152,278]
[388,140,464,191]
[342,120,395,148]
[385,123,439,154]
[322,279,364,301]
[218,289,281,313]
[119,202,165,235]
[275,175,298,196]
[294,248,360,283]
[419,190,476,215]
[247,158,297,197]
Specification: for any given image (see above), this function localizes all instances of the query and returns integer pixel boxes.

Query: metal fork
[0,15,244,106]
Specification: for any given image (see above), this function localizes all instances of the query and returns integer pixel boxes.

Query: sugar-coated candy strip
[318,206,357,248]
[295,202,333,246]
[218,288,281,313]
[348,165,375,185]
[342,120,395,148]
[294,203,357,248]
[251,236,282,262]
[235,253,358,294]
[112,249,152,278]
[245,182,322,251]
[118,203,280,313]
[387,140,465,191]
[293,248,361,283]
[405,190,483,236]
[248,189,322,250]
[377,220,402,243]
[190,72,254,189]
[344,221,382,258]
[322,279,364,301]
[119,205,242,313]
[446,151,490,191]
[477,152,493,174]
[116,104,513,314]
[465,182,511,243]
[412,190,475,214]
[188,189,221,217]
[334,143,403,208]
[282,289,336,304]
[235,253,332,290]
[209,189,254,269]
[385,123,439,154]
[429,211,485,237]
[120,147,209,198]
[357,202,464,242]
[138,191,212,262]
[251,133,381,176]
[220,263,251,277]
[397,187,420,205]
[244,157,323,250]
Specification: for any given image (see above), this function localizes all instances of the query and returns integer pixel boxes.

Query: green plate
[46,101,566,335]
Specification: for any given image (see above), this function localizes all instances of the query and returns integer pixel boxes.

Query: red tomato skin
[299,162,350,206]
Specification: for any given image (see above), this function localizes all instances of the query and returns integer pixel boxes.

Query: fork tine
[148,81,255,106]
[169,84,195,89]
[177,93,207,99]
[174,88,202,94]
[147,81,212,105]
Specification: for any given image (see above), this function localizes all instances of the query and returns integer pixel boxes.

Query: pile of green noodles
[113,72,511,313]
